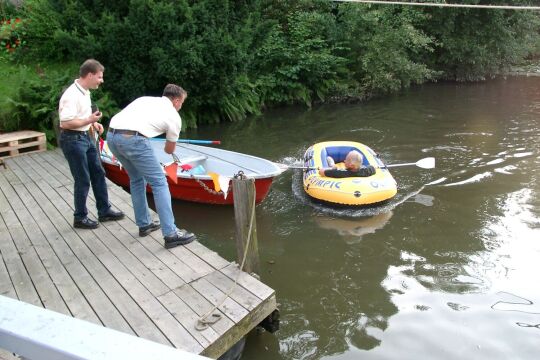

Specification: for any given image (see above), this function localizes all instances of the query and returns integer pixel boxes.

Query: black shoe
[139,221,161,237]
[98,209,125,222]
[164,229,196,249]
[74,217,99,229]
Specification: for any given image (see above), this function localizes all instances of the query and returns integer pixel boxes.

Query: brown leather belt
[109,128,146,137]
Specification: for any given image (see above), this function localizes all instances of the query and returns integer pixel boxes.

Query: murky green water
[176,77,540,359]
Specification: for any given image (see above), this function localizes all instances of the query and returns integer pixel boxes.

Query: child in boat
[319,150,376,178]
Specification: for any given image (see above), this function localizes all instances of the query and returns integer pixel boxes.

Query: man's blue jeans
[60,131,111,221]
[106,132,176,237]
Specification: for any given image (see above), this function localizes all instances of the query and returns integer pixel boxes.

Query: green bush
[420,1,540,81]
[336,4,438,97]
[252,8,348,106]
[3,64,119,147]
[6,0,540,129]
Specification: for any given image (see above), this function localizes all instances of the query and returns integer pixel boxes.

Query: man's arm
[60,111,102,129]
[164,141,176,154]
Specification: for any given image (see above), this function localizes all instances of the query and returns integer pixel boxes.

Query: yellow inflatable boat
[302,141,397,206]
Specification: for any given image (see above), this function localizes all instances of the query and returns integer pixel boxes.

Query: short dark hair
[163,84,187,99]
[80,59,104,77]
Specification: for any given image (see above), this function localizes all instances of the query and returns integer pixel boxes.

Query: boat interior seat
[180,154,207,164]
[320,146,369,167]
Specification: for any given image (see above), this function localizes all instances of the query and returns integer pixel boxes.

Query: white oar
[277,157,435,170]
[276,164,317,170]
[385,157,435,169]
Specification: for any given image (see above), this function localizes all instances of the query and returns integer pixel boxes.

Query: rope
[196,175,257,331]
[333,0,540,10]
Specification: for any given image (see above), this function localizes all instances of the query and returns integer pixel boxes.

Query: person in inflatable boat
[319,150,376,178]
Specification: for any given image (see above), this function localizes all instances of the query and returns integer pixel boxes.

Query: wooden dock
[0,149,276,359]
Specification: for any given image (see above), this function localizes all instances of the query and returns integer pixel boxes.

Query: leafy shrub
[0,17,26,57]
[336,4,438,97]
[252,9,348,107]
[8,0,540,128]
[4,65,118,147]
[420,1,540,81]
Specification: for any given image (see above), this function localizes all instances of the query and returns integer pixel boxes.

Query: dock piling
[232,176,260,276]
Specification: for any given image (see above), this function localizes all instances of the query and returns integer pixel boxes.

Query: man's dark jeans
[60,130,110,221]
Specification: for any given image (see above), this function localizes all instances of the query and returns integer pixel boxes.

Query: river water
[177,77,540,360]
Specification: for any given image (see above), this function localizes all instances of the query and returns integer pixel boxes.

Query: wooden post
[232,177,260,275]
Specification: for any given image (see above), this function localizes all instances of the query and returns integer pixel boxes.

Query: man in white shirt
[58,59,124,229]
[106,84,196,249]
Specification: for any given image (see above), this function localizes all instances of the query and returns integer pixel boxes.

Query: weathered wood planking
[0,149,276,358]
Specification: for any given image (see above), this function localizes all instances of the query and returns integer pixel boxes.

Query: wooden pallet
[0,131,46,159]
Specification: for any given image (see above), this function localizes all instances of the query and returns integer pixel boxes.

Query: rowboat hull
[101,140,283,205]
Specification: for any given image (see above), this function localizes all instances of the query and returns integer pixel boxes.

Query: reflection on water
[314,211,393,243]
[183,78,540,360]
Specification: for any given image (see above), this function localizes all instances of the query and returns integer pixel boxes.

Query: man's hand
[88,110,103,124]
[93,122,104,135]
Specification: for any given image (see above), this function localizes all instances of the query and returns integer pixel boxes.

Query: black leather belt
[61,129,88,134]
[109,128,146,137]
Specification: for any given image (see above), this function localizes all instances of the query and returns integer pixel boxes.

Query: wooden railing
[0,295,210,360]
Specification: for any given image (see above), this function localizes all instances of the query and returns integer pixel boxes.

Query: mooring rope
[195,175,257,331]
[333,0,540,10]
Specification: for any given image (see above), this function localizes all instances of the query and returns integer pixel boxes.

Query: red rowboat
[101,140,284,205]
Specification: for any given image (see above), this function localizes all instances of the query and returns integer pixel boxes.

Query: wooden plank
[28,151,72,188]
[3,160,138,333]
[185,241,231,271]
[7,159,175,345]
[9,182,103,324]
[8,156,202,352]
[173,284,233,336]
[3,150,278,359]
[0,213,41,306]
[190,278,249,323]
[0,185,17,299]
[0,182,70,315]
[157,291,219,347]
[0,131,45,142]
[31,151,210,285]
[56,183,203,284]
[0,131,46,159]
[0,176,41,307]
[16,154,184,295]
[202,293,276,359]
[221,263,275,300]
[0,139,45,153]
[55,179,208,284]
[204,270,262,311]
[0,295,211,360]
[0,254,16,299]
[20,153,193,292]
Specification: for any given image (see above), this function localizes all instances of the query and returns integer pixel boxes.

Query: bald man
[319,150,376,178]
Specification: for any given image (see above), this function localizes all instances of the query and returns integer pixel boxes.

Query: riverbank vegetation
[1,0,539,142]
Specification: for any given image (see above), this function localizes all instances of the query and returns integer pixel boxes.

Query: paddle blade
[164,163,179,184]
[417,157,435,169]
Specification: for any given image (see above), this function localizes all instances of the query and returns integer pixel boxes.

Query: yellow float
[302,141,398,206]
